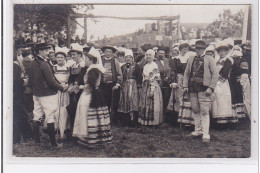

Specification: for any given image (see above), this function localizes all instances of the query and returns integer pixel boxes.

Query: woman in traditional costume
[138,49,163,126]
[117,49,141,126]
[53,47,70,139]
[212,41,237,124]
[229,50,247,119]
[73,47,112,148]
[239,57,251,119]
[168,41,195,125]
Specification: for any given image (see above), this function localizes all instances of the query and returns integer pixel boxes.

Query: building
[94,22,209,49]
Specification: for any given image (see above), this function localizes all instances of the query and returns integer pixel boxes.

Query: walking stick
[56,92,64,143]
[179,91,186,131]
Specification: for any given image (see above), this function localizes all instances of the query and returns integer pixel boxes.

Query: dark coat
[28,56,63,96]
[154,58,171,87]
[13,62,24,106]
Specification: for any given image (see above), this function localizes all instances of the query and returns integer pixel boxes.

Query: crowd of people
[13,36,251,149]
[181,9,244,39]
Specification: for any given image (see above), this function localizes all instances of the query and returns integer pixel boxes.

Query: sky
[74,5,247,41]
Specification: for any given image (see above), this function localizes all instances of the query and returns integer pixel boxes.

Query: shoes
[49,142,63,149]
[202,138,210,143]
[191,131,203,136]
[202,134,210,143]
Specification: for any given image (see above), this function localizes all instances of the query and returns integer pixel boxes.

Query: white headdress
[124,49,134,57]
[87,47,105,73]
[146,49,155,59]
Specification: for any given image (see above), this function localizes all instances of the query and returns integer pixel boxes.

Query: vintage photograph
[12,4,251,158]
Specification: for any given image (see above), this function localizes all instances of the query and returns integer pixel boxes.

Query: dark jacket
[13,62,24,106]
[183,54,218,90]
[28,56,63,96]
[101,57,122,83]
[154,58,171,87]
[68,66,87,85]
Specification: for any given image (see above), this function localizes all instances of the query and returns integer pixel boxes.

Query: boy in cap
[100,45,122,123]
[183,40,218,142]
[28,43,67,147]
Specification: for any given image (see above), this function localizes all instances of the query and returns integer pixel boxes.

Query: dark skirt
[73,88,112,148]
[229,77,246,119]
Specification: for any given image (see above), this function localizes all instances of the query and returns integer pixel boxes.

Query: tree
[13,4,94,45]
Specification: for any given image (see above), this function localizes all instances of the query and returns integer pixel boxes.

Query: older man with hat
[28,43,67,147]
[183,40,218,142]
[100,45,122,123]
[154,46,171,120]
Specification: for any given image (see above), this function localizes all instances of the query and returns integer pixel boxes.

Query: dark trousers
[13,103,33,144]
[100,82,120,122]
[161,86,171,121]
[67,92,81,130]
[23,94,34,113]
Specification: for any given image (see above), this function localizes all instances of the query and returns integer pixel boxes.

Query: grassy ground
[13,119,250,158]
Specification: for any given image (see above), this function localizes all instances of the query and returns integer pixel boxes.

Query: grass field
[13,119,251,158]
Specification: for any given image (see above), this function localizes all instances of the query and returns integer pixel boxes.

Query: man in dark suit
[154,47,171,121]
[28,43,67,148]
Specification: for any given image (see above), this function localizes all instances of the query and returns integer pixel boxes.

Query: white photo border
[2,0,259,172]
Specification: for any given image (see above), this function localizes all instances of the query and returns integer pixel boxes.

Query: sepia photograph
[8,2,254,160]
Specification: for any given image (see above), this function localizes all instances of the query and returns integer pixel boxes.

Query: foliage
[13,4,94,44]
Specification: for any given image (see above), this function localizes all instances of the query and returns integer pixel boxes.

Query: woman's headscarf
[87,47,105,74]
[145,49,155,59]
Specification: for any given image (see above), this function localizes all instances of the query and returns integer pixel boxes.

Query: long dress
[212,58,238,124]
[73,64,112,147]
[167,53,194,125]
[118,62,139,116]
[229,60,246,119]
[53,64,70,138]
[138,62,163,125]
[239,58,251,119]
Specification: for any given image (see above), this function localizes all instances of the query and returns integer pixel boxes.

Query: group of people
[13,37,251,149]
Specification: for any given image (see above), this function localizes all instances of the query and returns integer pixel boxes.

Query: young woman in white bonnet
[139,49,163,126]
[117,49,141,126]
[167,41,194,126]
[52,47,71,140]
[212,40,237,124]
[73,47,112,148]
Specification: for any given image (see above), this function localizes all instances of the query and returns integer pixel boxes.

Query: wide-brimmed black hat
[157,46,166,52]
[83,46,91,52]
[195,40,207,49]
[34,43,52,51]
[178,42,190,50]
[21,48,32,57]
[101,45,116,53]
[140,44,152,52]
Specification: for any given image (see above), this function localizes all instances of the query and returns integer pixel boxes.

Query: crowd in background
[13,33,251,148]
[181,9,244,39]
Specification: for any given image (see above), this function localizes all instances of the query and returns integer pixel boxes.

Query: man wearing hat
[21,48,34,116]
[100,45,122,122]
[48,49,57,66]
[183,40,218,143]
[154,46,171,120]
[83,46,91,61]
[28,43,67,147]
[205,45,216,58]
[67,43,86,131]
